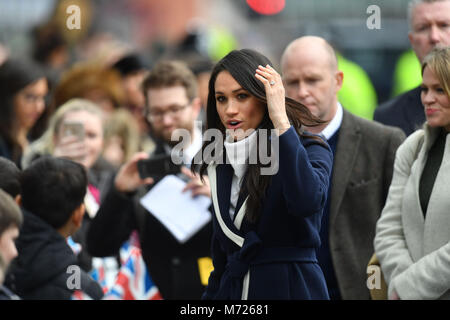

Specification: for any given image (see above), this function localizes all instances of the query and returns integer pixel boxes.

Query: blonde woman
[22,98,109,175]
[374,47,450,300]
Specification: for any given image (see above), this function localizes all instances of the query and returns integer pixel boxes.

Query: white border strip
[234,198,248,230]
[241,271,250,300]
[208,165,244,247]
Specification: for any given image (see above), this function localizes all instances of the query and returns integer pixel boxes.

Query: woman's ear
[335,70,344,91]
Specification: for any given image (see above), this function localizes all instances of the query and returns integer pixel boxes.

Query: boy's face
[0,226,19,268]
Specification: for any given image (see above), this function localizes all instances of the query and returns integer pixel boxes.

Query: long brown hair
[0,59,47,165]
[193,49,326,223]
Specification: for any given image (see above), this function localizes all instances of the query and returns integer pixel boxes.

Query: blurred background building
[0,0,418,110]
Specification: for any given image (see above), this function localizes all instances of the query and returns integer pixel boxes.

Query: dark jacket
[203,127,333,300]
[0,136,11,160]
[0,285,20,300]
[326,110,406,299]
[374,86,425,136]
[86,142,213,299]
[5,209,104,300]
[72,157,116,272]
[0,136,20,168]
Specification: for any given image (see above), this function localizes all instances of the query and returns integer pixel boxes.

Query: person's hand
[255,64,291,135]
[114,152,154,193]
[181,166,211,198]
[53,135,87,165]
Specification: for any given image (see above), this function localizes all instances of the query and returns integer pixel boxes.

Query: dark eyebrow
[215,88,245,95]
[150,103,186,110]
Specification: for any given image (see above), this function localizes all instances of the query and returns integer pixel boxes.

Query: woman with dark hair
[193,49,333,300]
[0,59,48,166]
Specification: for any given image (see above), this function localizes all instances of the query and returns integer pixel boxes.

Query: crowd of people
[1,0,450,300]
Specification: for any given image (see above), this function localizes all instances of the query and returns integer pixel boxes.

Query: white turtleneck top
[223,130,258,219]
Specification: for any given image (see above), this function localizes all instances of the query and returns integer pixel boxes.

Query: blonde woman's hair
[22,98,104,168]
[103,108,140,165]
[422,46,450,98]
[0,251,5,285]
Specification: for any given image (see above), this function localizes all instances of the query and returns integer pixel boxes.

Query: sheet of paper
[139,175,212,244]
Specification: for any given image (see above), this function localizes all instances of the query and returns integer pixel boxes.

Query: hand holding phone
[54,121,86,163]
[115,152,155,193]
[137,154,180,179]
[61,121,85,141]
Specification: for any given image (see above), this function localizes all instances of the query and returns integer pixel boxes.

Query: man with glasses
[87,60,212,299]
[143,60,203,164]
[374,0,450,136]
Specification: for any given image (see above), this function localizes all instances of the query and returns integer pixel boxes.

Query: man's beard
[159,127,193,147]
[165,133,183,147]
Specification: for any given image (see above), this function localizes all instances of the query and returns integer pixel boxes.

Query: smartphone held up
[137,154,181,180]
[61,121,85,142]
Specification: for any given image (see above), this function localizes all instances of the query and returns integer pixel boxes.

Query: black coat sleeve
[86,185,138,257]
[201,214,226,300]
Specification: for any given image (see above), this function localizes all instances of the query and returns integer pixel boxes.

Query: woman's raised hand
[255,64,291,135]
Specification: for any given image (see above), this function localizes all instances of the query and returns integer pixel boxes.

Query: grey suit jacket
[374,126,450,300]
[329,110,405,299]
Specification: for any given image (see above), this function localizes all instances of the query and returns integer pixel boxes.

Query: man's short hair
[408,0,449,30]
[0,157,21,198]
[0,189,22,237]
[20,156,87,229]
[142,60,198,104]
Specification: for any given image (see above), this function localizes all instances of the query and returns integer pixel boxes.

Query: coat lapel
[216,164,233,223]
[216,164,250,231]
[421,131,450,253]
[208,164,245,247]
[233,183,249,230]
[403,145,426,260]
[329,111,362,225]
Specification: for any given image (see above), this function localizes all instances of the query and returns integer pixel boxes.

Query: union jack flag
[89,260,108,294]
[71,290,93,300]
[102,242,162,300]
[71,234,162,300]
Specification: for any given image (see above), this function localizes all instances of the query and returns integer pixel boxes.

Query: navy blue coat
[203,126,333,300]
